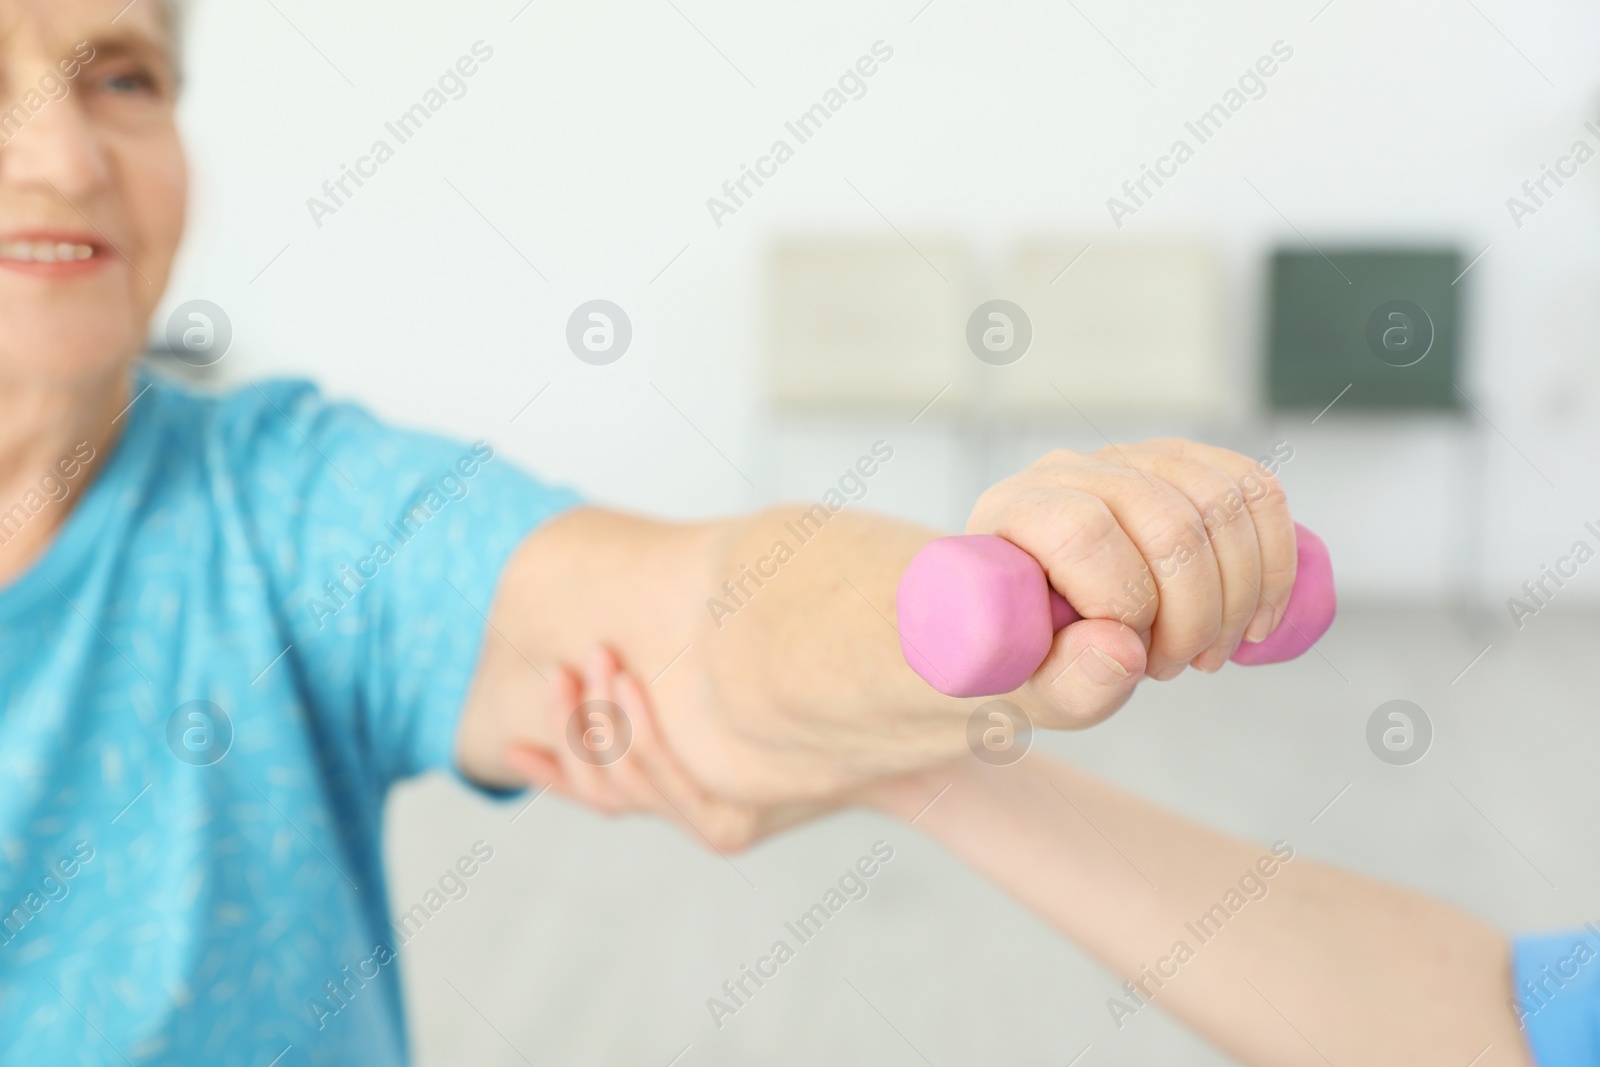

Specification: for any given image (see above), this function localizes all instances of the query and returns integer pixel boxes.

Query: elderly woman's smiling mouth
[0,229,107,276]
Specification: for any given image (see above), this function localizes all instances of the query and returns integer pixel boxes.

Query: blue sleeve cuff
[410,477,584,799]
[1515,926,1600,1066]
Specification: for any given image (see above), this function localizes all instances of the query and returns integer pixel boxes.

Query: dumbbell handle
[896,523,1335,698]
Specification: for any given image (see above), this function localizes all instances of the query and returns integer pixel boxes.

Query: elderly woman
[0,0,1573,1065]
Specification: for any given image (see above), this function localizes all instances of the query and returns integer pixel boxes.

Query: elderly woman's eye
[98,67,158,95]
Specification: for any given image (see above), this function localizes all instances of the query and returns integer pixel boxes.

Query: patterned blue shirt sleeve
[1515,928,1600,1066]
[220,379,581,790]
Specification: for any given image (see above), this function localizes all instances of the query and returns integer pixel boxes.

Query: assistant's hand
[504,647,836,853]
[968,438,1295,728]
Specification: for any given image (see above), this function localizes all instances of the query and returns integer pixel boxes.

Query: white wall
[169,0,1600,606]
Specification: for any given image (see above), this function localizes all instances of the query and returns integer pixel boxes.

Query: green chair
[1266,248,1464,413]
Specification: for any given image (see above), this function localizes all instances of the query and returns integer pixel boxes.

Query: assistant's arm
[867,754,1531,1067]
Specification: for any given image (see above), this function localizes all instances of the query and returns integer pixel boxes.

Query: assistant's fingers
[504,744,590,811]
[552,662,619,812]
[617,673,770,852]
[592,665,674,813]
[504,743,569,794]
[1117,446,1262,673]
[1138,439,1296,642]
[614,671,735,840]
[614,673,688,796]
[1025,617,1146,729]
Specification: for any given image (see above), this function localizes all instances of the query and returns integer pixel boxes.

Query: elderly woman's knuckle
[1197,488,1247,535]
[1041,498,1119,568]
[1138,504,1202,557]
[1168,625,1220,662]
[1262,557,1298,591]
[1244,471,1288,509]
[1222,601,1257,631]
[1044,447,1086,467]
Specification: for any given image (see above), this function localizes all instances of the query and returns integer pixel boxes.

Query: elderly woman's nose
[0,86,109,197]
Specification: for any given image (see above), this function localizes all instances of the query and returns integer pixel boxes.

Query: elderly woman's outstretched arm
[455,440,1302,806]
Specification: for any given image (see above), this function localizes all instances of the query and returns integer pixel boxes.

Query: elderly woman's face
[0,0,185,387]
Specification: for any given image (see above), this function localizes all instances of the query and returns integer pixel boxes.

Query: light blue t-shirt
[0,370,578,1065]
[1516,928,1600,1066]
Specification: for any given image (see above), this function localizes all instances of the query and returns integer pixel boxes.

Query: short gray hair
[161,0,190,83]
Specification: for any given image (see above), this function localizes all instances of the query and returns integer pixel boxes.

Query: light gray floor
[385,603,1597,1066]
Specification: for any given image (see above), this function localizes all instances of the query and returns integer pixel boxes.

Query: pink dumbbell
[896,523,1336,697]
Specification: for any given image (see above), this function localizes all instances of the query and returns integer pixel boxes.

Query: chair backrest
[766,237,972,414]
[993,241,1228,418]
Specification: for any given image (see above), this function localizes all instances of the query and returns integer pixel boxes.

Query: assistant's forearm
[875,756,1530,1067]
